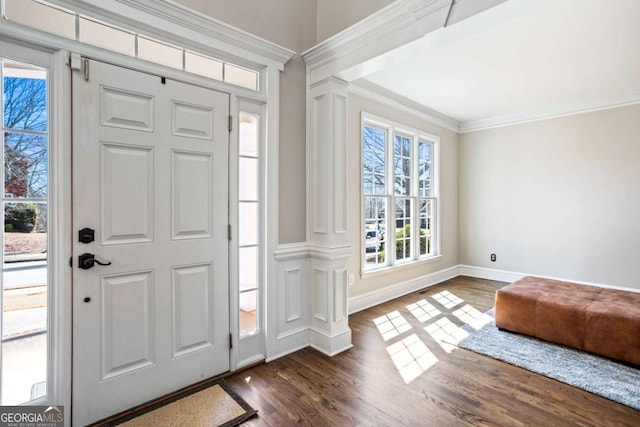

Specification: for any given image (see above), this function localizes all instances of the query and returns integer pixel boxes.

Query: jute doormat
[100,379,257,427]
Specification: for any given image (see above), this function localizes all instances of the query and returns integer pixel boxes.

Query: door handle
[78,253,112,269]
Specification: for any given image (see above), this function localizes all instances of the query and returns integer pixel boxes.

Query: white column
[307,77,353,355]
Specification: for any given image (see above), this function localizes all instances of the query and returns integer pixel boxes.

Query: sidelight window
[238,111,261,338]
[1,58,49,404]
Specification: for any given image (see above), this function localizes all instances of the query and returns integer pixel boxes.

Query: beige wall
[316,0,395,42]
[174,0,317,244]
[460,105,640,290]
[348,94,460,297]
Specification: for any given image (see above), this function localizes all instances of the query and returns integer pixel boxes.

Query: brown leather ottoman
[495,276,640,366]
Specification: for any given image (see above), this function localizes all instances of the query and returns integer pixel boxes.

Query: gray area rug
[453,310,640,411]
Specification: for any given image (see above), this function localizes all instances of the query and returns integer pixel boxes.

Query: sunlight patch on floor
[425,317,469,353]
[373,310,412,341]
[386,334,438,384]
[452,304,492,330]
[374,288,490,383]
[406,299,441,323]
[431,290,464,309]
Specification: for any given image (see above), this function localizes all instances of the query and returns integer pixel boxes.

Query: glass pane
[418,142,432,197]
[363,126,386,196]
[394,135,411,196]
[364,197,387,269]
[363,173,373,195]
[419,199,433,256]
[238,202,258,246]
[418,141,431,162]
[239,112,259,157]
[239,246,258,292]
[239,290,258,337]
[224,64,258,91]
[239,157,258,201]
[4,133,48,198]
[138,36,183,69]
[5,0,75,39]
[185,51,223,81]
[79,17,135,56]
[2,202,48,404]
[3,64,47,132]
[395,198,412,262]
[374,173,385,195]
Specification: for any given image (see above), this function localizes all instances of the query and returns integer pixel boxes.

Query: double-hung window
[362,114,439,272]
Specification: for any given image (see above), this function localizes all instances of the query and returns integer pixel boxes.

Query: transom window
[362,114,438,272]
[2,0,260,91]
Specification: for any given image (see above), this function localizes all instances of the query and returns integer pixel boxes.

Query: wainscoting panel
[270,244,310,361]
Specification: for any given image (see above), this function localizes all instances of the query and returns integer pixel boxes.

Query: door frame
[0,1,290,423]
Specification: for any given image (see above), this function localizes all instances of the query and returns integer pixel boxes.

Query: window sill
[360,254,443,280]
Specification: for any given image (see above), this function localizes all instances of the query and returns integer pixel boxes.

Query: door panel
[171,150,213,238]
[172,262,214,356]
[72,59,229,425]
[101,143,154,244]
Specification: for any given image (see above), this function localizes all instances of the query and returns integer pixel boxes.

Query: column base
[309,327,353,356]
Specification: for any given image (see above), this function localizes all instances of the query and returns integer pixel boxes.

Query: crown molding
[459,92,640,133]
[302,0,450,67]
[349,80,460,132]
[302,0,452,83]
[47,0,295,68]
[351,81,640,134]
[302,0,506,84]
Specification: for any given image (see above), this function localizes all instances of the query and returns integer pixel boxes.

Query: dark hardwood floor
[226,276,640,426]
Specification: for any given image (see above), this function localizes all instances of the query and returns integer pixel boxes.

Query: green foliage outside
[395,224,429,258]
[370,224,431,264]
[5,202,39,232]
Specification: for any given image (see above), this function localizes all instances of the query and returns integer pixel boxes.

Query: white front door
[71,59,230,425]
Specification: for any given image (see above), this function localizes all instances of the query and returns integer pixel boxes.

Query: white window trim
[360,112,441,274]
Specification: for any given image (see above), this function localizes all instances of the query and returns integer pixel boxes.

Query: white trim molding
[274,242,310,261]
[459,92,640,133]
[350,80,460,132]
[349,265,459,314]
[350,264,640,317]
[459,265,640,294]
[302,0,505,84]
[302,0,451,83]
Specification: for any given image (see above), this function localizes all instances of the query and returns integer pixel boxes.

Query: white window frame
[360,112,441,274]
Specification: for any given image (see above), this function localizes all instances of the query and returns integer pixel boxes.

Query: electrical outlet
[490,253,497,262]
[349,274,354,286]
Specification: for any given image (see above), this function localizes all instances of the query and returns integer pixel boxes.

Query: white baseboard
[348,265,459,315]
[265,343,309,363]
[458,265,522,283]
[267,326,310,362]
[459,264,640,294]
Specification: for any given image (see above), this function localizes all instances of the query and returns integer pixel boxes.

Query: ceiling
[362,0,640,131]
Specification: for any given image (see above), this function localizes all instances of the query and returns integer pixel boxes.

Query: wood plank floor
[226,276,640,426]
